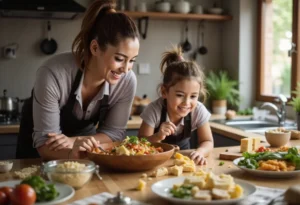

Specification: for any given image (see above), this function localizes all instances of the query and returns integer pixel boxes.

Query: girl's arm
[138,121,162,142]
[138,121,176,142]
[190,122,214,165]
[195,122,214,157]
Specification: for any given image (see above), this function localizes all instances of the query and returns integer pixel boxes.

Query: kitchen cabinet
[212,132,240,147]
[122,11,232,21]
[0,134,18,160]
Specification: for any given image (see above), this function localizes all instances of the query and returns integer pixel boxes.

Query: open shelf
[121,11,232,21]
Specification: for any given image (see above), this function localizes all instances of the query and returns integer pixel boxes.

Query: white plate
[0,180,75,205]
[151,177,256,205]
[233,157,300,178]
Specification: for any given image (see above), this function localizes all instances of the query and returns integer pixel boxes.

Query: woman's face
[91,37,139,84]
[162,79,200,120]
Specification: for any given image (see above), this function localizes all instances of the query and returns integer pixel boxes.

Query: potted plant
[205,70,240,115]
[289,82,300,130]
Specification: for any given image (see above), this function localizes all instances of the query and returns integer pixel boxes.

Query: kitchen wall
[0,0,257,111]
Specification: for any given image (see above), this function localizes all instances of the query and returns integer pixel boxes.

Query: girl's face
[91,37,139,84]
[162,79,200,120]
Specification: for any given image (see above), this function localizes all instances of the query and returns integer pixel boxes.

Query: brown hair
[72,0,139,70]
[159,46,207,102]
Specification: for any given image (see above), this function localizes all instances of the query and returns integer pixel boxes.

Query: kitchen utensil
[40,21,57,55]
[219,146,242,160]
[198,31,208,55]
[87,142,175,172]
[104,192,131,205]
[181,22,192,52]
[0,89,19,115]
[98,145,109,154]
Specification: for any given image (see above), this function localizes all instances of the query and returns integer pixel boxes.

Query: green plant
[205,70,240,108]
[289,82,300,113]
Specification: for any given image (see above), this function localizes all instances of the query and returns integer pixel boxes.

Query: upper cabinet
[121,11,232,21]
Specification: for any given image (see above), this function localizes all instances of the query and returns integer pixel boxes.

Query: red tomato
[10,184,36,205]
[256,146,266,152]
[0,186,13,203]
[0,191,8,205]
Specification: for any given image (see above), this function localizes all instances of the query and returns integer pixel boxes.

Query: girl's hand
[190,150,207,165]
[46,133,76,151]
[71,136,99,159]
[157,122,177,140]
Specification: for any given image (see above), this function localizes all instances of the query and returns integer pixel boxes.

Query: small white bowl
[208,7,223,15]
[265,130,291,147]
[0,161,13,173]
[156,2,171,13]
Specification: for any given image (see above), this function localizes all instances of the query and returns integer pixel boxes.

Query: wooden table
[1,140,300,204]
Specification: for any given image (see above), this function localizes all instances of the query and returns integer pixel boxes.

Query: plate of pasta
[233,147,300,178]
[87,136,175,172]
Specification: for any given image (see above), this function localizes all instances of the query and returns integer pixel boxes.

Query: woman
[16,0,140,160]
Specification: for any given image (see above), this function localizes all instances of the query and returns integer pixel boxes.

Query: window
[256,0,300,102]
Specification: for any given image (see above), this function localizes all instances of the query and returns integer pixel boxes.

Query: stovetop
[0,114,20,125]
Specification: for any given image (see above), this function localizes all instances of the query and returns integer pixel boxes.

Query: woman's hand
[157,122,177,140]
[190,150,207,165]
[45,133,76,151]
[71,136,99,159]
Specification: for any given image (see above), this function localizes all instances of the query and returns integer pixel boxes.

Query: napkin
[69,192,150,205]
[237,186,286,205]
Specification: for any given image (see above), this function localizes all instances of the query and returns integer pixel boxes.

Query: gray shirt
[32,52,137,148]
[140,98,211,134]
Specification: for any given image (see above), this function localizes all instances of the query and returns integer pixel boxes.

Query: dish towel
[69,186,286,205]
[237,186,286,205]
[69,192,150,205]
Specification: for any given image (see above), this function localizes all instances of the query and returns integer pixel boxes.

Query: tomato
[10,184,36,205]
[256,146,266,152]
[0,191,8,205]
[0,186,13,202]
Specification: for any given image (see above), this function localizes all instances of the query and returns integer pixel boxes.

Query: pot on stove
[0,89,19,115]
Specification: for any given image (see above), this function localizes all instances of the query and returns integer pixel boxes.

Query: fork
[98,145,108,154]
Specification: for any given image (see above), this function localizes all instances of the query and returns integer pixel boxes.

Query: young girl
[138,47,213,165]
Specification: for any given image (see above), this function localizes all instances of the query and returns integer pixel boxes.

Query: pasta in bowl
[87,136,175,172]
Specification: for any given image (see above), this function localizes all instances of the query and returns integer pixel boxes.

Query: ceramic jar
[155,1,171,13]
[173,0,190,14]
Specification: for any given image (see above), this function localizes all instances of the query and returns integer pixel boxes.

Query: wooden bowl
[87,142,175,172]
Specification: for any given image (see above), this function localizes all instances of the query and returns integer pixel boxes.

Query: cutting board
[219,147,242,160]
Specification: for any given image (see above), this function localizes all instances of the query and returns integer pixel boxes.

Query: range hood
[0,0,86,20]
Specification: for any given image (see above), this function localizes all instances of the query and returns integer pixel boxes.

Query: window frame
[256,0,300,102]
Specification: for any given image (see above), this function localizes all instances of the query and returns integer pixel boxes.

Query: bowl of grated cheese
[43,160,98,189]
[0,161,13,173]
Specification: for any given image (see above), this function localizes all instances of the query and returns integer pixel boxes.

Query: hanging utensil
[40,21,57,55]
[198,23,208,55]
[181,22,192,52]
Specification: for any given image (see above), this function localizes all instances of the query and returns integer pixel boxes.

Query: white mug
[137,1,147,12]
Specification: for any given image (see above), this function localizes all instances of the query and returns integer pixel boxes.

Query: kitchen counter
[1,140,300,204]
[0,115,278,142]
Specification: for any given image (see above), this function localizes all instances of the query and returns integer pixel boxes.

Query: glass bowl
[42,159,99,189]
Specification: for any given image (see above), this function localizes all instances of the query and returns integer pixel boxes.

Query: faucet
[260,94,287,126]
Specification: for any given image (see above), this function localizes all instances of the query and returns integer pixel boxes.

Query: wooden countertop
[1,140,300,204]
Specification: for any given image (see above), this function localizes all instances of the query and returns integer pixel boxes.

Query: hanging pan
[40,21,57,55]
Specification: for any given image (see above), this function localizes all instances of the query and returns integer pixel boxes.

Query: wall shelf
[121,11,232,21]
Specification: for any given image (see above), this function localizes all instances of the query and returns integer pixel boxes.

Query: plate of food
[0,176,75,205]
[87,136,175,172]
[233,146,300,178]
[151,171,256,205]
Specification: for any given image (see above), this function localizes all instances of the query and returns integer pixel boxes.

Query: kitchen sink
[211,118,297,133]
